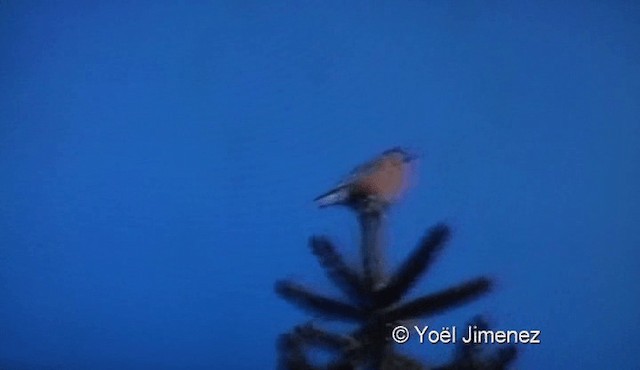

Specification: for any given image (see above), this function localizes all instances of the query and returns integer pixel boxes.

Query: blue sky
[1,1,639,369]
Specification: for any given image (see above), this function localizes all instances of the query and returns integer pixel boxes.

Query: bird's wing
[337,155,383,186]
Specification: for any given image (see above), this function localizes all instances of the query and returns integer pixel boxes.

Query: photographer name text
[391,325,541,345]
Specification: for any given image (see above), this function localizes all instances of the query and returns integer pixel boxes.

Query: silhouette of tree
[276,196,517,369]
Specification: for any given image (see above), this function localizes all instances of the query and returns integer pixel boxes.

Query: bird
[314,147,417,209]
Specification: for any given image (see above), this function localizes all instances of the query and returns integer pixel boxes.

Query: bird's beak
[404,152,420,162]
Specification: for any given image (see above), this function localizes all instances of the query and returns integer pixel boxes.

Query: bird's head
[383,147,420,163]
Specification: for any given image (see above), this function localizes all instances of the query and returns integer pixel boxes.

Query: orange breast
[352,159,407,202]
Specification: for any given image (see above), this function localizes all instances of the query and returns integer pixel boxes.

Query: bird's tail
[313,187,349,208]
